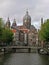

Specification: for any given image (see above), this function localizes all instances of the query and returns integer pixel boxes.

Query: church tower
[41,18,43,26]
[11,18,17,29]
[5,17,11,28]
[23,10,31,29]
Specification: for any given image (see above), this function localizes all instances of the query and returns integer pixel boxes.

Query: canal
[0,53,49,65]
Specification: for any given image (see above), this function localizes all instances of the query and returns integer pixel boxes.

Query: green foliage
[0,18,13,45]
[2,29,13,45]
[0,18,4,42]
[39,19,49,43]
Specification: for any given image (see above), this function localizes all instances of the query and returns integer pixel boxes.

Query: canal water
[0,53,49,65]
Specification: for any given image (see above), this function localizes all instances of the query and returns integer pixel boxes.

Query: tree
[2,28,13,45]
[0,18,13,46]
[0,18,4,43]
[39,19,49,45]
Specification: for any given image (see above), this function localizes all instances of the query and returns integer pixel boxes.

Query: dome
[23,10,31,29]
[23,10,31,21]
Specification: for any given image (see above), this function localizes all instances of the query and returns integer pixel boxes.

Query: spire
[41,18,43,26]
[5,17,10,28]
[8,17,9,20]
[7,17,10,22]
[14,18,16,23]
[11,18,17,29]
[26,9,28,15]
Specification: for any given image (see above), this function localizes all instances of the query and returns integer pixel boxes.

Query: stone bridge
[0,46,41,53]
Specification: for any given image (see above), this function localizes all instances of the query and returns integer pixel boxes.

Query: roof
[30,25,37,30]
[11,29,16,33]
[21,29,29,33]
[11,25,37,34]
[17,26,29,33]
[17,25,27,29]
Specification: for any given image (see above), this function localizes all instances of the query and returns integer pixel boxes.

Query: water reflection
[0,53,49,65]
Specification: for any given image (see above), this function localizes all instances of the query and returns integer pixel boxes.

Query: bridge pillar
[28,48,31,53]
[12,48,16,53]
[37,49,40,53]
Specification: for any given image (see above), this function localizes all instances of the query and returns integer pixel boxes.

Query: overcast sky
[0,0,49,29]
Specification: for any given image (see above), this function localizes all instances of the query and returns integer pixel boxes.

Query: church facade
[5,10,37,46]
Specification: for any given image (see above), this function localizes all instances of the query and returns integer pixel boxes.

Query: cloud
[0,0,49,29]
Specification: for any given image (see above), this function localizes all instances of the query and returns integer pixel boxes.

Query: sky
[0,0,49,29]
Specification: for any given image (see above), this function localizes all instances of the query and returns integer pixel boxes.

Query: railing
[0,45,41,49]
